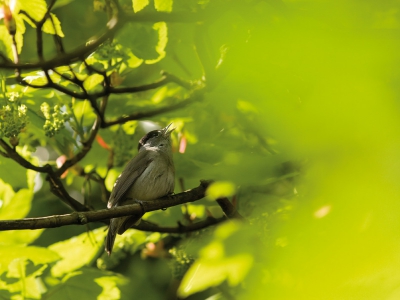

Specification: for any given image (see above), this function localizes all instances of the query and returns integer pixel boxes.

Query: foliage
[0,0,399,299]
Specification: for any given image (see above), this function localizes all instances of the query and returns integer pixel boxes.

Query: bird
[105,123,175,255]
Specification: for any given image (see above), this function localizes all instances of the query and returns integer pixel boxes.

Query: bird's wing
[107,150,153,208]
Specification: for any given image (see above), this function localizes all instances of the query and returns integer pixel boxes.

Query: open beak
[162,123,175,136]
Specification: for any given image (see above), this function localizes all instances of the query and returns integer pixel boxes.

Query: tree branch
[0,139,50,173]
[216,197,243,219]
[2,15,121,71]
[46,169,90,211]
[0,181,217,230]
[0,11,206,71]
[101,90,203,128]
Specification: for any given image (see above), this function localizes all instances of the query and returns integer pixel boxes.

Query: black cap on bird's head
[138,123,175,151]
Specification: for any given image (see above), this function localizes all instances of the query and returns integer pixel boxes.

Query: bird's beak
[162,123,175,136]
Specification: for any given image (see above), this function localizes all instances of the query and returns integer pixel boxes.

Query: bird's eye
[160,144,164,147]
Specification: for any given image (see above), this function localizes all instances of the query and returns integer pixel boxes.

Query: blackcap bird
[105,123,175,255]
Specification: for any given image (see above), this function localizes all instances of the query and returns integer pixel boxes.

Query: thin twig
[101,91,203,128]
[55,95,109,177]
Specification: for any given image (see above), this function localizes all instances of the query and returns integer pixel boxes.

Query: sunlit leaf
[145,22,168,64]
[42,13,64,37]
[83,74,104,91]
[0,187,32,220]
[132,0,149,13]
[18,0,47,21]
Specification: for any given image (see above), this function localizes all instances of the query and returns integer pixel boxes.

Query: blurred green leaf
[49,228,106,277]
[0,182,32,219]
[52,0,76,10]
[0,246,59,274]
[146,22,168,64]
[0,1,398,299]
[117,23,160,61]
[44,268,129,300]
[0,185,43,245]
[178,221,254,297]
[206,181,235,201]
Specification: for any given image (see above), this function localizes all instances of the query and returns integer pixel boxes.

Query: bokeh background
[0,0,400,299]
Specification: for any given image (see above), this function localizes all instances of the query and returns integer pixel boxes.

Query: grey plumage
[105,124,175,255]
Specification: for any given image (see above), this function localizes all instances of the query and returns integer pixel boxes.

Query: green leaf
[0,189,32,219]
[0,186,44,244]
[52,0,76,10]
[151,86,168,104]
[0,16,25,59]
[44,268,129,300]
[178,254,253,297]
[0,150,38,190]
[132,0,149,13]
[206,181,235,201]
[105,168,122,192]
[1,258,47,299]
[18,0,47,22]
[0,246,59,274]
[178,221,254,297]
[83,74,104,91]
[154,0,173,12]
[49,228,107,277]
[117,23,159,60]
[42,13,65,37]
[72,100,97,127]
[14,13,26,54]
[145,22,168,64]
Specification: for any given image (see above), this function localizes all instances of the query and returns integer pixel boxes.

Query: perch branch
[0,181,242,231]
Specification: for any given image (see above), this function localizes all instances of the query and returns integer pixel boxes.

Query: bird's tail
[105,219,117,256]
[105,214,143,255]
